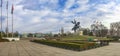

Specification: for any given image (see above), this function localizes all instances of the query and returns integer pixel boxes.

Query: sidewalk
[0,40,120,56]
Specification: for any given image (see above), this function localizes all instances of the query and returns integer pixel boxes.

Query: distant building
[22,33,28,38]
[35,33,44,38]
[110,22,120,37]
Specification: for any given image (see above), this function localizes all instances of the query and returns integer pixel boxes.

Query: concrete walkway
[0,40,120,56]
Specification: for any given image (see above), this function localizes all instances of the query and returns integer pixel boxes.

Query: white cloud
[95,2,116,12]
[64,0,75,9]
[2,0,120,34]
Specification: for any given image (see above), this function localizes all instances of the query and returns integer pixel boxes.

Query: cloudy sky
[1,0,120,33]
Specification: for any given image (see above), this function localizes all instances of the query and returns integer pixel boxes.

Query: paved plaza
[0,40,120,56]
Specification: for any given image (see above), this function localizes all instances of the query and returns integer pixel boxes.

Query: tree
[83,28,90,35]
[0,31,5,37]
[0,31,5,40]
[28,33,33,37]
[0,31,2,40]
[88,32,93,36]
[91,21,108,37]
[14,31,19,37]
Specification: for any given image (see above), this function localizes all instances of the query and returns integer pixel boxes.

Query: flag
[0,0,2,7]
[11,4,14,14]
[6,1,8,9]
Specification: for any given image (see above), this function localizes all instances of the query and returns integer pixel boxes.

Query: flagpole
[12,13,13,38]
[11,4,14,38]
[0,0,2,38]
[7,8,8,37]
[6,1,8,37]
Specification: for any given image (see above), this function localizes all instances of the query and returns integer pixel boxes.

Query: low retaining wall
[2,37,20,41]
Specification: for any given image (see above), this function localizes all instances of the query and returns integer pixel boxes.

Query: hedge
[32,40,100,51]
[65,41,98,49]
[0,39,9,42]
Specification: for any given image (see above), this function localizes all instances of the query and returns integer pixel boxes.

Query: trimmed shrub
[65,41,97,49]
[32,40,99,51]
[0,39,9,42]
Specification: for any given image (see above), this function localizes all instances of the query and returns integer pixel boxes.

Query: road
[0,40,120,56]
